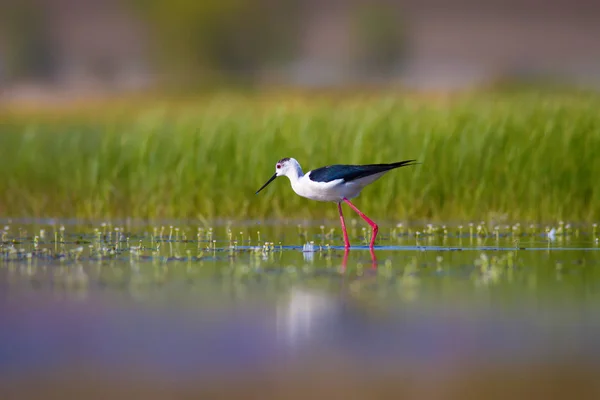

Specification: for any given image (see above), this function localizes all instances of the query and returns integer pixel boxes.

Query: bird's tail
[364,159,419,171]
[386,160,419,169]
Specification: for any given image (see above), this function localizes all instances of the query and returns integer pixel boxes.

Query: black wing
[308,160,418,183]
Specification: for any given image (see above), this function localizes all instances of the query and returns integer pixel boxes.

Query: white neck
[285,161,304,184]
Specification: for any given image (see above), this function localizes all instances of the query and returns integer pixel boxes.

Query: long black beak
[255,173,277,194]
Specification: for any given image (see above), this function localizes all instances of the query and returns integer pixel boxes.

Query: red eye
[276,164,281,169]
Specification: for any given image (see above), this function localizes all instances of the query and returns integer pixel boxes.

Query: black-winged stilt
[255,157,418,248]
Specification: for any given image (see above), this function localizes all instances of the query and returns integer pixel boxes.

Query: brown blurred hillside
[1,0,600,103]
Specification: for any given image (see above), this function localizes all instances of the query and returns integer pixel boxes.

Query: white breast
[291,173,383,202]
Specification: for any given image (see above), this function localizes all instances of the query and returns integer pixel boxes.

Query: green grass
[1,89,599,222]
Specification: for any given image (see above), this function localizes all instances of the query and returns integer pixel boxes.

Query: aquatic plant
[1,89,599,222]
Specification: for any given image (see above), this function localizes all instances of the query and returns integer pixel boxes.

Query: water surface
[1,220,600,399]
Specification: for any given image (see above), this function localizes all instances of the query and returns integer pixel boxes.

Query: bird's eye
[276,164,281,169]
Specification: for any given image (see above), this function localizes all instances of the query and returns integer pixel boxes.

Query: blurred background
[2,2,600,399]
[1,0,600,104]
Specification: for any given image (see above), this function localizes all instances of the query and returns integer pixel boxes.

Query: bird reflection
[341,248,378,271]
[277,247,378,351]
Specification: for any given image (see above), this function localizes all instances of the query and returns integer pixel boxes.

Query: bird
[255,157,418,248]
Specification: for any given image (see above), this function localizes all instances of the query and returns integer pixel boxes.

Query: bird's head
[255,157,300,194]
[275,157,300,177]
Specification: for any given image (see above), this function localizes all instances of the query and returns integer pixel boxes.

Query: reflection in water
[1,222,600,398]
[276,287,339,351]
[341,248,377,271]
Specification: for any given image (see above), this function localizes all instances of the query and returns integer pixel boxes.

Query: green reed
[1,89,599,222]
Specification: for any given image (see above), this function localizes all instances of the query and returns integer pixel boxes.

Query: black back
[308,160,417,183]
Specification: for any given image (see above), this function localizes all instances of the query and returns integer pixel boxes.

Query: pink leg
[337,202,350,249]
[342,198,379,248]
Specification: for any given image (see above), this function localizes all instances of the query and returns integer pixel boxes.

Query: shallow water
[1,219,600,399]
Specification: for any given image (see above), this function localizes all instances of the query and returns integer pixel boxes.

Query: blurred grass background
[1,89,599,222]
[1,1,600,223]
